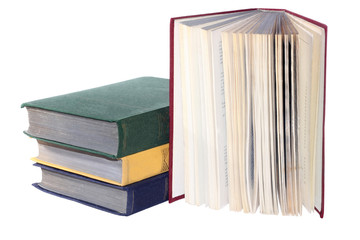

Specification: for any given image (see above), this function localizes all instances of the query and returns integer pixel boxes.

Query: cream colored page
[237,33,250,212]
[210,30,228,208]
[172,20,185,199]
[173,13,249,202]
[275,33,286,214]
[192,14,253,207]
[192,26,207,205]
[177,12,258,206]
[199,12,260,208]
[180,23,198,205]
[283,33,294,215]
[187,12,260,208]
[287,13,325,212]
[230,31,242,211]
[266,34,279,214]
[200,30,213,206]
[249,33,262,213]
[221,13,263,212]
[287,19,314,212]
[314,33,325,211]
[290,33,301,215]
[206,12,261,209]
[221,31,235,209]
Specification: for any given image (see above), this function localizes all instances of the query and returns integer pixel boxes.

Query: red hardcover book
[169,8,327,217]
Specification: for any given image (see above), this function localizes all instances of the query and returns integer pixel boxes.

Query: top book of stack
[22,76,170,159]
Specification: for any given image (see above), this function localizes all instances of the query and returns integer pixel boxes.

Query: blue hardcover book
[33,163,168,216]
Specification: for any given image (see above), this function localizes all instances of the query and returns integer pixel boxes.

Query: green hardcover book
[22,76,169,158]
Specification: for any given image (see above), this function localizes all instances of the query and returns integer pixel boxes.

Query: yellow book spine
[121,144,169,185]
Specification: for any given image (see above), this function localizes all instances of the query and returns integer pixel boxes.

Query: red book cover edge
[168,8,327,218]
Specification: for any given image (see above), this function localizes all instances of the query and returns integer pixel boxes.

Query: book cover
[22,76,170,159]
[33,163,169,216]
[169,8,327,217]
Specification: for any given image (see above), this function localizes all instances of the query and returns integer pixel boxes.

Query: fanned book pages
[169,9,327,217]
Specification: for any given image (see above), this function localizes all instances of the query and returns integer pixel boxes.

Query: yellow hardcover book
[32,141,169,186]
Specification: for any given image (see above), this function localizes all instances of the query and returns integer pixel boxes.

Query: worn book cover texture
[33,163,169,216]
[22,76,170,158]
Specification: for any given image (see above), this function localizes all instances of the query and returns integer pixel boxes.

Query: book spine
[121,144,169,186]
[126,173,169,215]
[117,107,169,158]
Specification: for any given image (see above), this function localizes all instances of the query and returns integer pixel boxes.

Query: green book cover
[22,76,169,158]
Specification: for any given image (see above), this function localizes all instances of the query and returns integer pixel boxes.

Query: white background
[1,0,359,239]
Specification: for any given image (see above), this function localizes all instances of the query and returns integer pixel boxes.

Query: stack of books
[22,76,170,216]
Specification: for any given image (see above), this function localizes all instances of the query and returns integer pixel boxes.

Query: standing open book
[169,8,327,217]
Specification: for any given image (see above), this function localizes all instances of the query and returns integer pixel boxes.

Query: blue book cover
[33,163,168,216]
